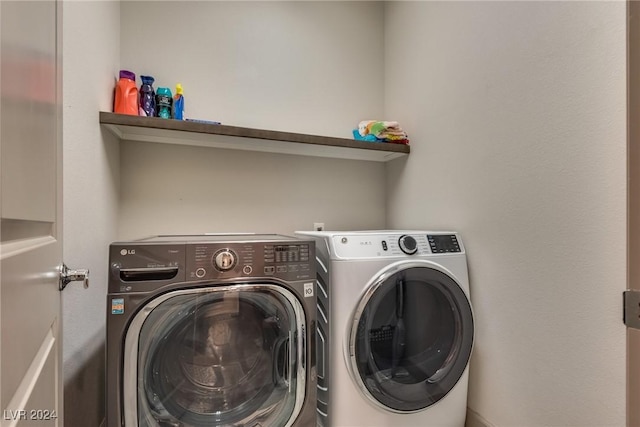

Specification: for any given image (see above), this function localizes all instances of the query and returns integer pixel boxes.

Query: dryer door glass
[132,285,305,427]
[350,265,473,412]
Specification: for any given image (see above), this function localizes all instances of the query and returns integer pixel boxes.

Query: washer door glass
[133,286,305,427]
[349,264,473,412]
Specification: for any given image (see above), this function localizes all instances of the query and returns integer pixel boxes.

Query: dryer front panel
[124,284,307,427]
[346,261,474,413]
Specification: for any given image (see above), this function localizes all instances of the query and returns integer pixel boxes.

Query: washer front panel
[346,261,474,413]
[124,284,307,427]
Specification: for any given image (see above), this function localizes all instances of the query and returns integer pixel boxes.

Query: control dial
[213,249,237,271]
[398,235,418,255]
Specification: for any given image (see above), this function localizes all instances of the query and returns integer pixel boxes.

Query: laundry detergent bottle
[114,70,138,115]
[155,87,173,119]
[139,75,156,117]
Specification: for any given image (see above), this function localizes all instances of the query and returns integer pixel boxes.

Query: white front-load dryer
[296,231,474,427]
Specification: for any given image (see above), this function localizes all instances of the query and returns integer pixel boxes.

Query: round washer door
[123,284,306,427]
[346,260,474,413]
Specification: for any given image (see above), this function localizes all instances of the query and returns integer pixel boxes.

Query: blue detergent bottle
[155,87,173,119]
[139,75,156,117]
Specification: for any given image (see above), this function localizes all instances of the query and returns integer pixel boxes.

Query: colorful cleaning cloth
[357,120,409,144]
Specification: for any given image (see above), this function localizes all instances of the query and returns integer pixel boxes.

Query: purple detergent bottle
[139,75,156,117]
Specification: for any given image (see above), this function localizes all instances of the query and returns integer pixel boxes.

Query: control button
[276,266,287,273]
[264,266,275,275]
[381,240,388,251]
[213,249,237,271]
[398,235,418,255]
[195,268,206,278]
[242,265,253,275]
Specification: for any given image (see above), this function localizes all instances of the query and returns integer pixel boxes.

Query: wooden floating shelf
[99,112,409,162]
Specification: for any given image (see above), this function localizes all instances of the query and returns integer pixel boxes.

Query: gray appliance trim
[123,284,307,427]
[302,236,331,426]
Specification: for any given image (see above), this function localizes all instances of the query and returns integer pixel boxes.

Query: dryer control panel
[330,232,464,259]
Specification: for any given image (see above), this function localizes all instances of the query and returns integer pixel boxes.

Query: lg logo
[120,249,136,256]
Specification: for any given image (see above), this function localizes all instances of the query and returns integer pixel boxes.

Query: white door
[0,0,63,425]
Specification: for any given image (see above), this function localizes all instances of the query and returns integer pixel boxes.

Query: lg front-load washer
[296,230,474,427]
[106,234,317,427]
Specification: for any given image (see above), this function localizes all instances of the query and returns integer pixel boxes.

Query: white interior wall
[119,141,386,239]
[120,1,383,137]
[384,2,626,426]
[118,1,386,240]
[62,1,120,425]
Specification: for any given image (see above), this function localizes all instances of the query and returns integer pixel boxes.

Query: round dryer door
[123,284,306,427]
[347,260,474,413]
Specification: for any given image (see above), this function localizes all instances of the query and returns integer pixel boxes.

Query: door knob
[59,263,89,291]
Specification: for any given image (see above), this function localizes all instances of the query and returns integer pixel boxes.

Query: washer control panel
[187,242,313,281]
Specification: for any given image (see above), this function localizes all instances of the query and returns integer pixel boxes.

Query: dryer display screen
[427,235,461,253]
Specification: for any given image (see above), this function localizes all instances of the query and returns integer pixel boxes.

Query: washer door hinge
[623,290,640,329]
